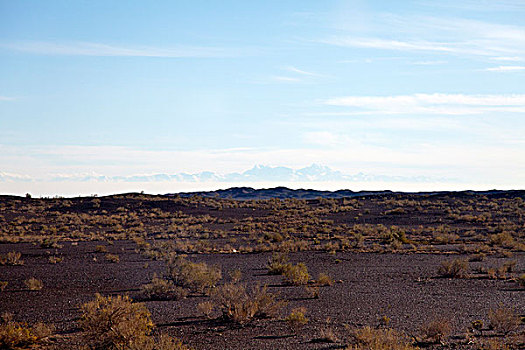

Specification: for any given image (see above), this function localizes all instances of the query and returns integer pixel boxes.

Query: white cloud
[323,93,525,115]
[302,131,349,146]
[285,66,322,76]
[1,41,242,58]
[321,15,525,58]
[0,96,15,101]
[490,56,523,62]
[486,65,525,72]
[271,76,302,82]
[321,36,515,57]
[412,60,447,65]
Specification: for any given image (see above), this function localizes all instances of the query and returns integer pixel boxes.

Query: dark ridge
[168,186,525,200]
[2,187,524,201]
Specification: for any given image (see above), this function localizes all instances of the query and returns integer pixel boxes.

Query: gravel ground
[1,241,524,349]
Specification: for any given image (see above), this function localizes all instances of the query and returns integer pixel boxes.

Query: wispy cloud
[285,66,322,76]
[418,0,525,12]
[1,41,243,58]
[270,66,324,83]
[271,76,301,82]
[0,96,15,101]
[321,15,525,58]
[490,56,523,62]
[323,93,525,115]
[412,60,447,65]
[486,65,525,72]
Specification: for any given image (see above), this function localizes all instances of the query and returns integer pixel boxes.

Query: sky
[1,0,525,196]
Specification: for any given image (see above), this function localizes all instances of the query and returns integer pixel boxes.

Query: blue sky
[1,0,525,195]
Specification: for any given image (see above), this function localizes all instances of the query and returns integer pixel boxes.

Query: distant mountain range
[3,164,448,183]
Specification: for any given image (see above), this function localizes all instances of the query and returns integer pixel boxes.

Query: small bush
[95,245,108,253]
[286,307,308,327]
[151,333,191,350]
[140,275,188,301]
[518,274,525,287]
[24,278,43,291]
[313,328,338,343]
[348,326,418,350]
[80,294,154,349]
[304,285,320,299]
[419,318,451,343]
[197,301,214,318]
[282,263,309,285]
[105,253,120,263]
[0,320,53,349]
[210,283,285,324]
[488,306,520,335]
[317,272,333,286]
[267,252,290,275]
[40,238,61,249]
[228,269,242,283]
[0,252,24,266]
[48,256,63,264]
[167,256,221,294]
[437,258,469,278]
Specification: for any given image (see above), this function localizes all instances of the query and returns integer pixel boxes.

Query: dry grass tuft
[437,258,469,278]
[419,317,451,343]
[210,283,286,324]
[0,252,24,266]
[140,275,188,301]
[80,294,154,349]
[282,263,309,285]
[488,306,521,335]
[167,256,221,294]
[286,307,308,327]
[347,326,419,350]
[24,278,43,291]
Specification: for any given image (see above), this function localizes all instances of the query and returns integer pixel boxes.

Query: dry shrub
[251,284,287,319]
[210,283,285,324]
[469,253,486,262]
[145,333,191,350]
[317,272,333,286]
[105,254,120,263]
[518,274,525,287]
[48,256,63,264]
[282,263,309,285]
[40,238,62,249]
[419,318,451,343]
[437,258,469,278]
[128,333,191,350]
[477,338,513,350]
[488,306,520,335]
[24,277,43,291]
[489,232,515,247]
[0,319,53,349]
[0,282,7,292]
[286,307,308,327]
[304,285,320,299]
[29,322,54,341]
[267,252,290,275]
[0,252,24,266]
[140,275,188,301]
[347,326,418,350]
[313,328,338,343]
[167,256,221,294]
[228,269,242,283]
[95,245,108,253]
[197,301,214,318]
[80,294,154,349]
